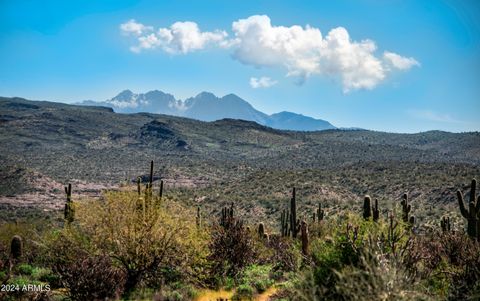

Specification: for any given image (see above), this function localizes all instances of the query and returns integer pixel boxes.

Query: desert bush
[56,255,126,301]
[404,231,480,300]
[334,253,432,301]
[208,218,256,280]
[71,191,209,293]
[266,235,301,273]
[293,236,430,301]
[291,213,416,300]
[155,283,199,301]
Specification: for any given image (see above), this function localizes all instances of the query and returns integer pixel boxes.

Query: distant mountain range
[79,90,336,131]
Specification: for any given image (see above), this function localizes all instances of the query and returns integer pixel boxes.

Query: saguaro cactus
[373,199,380,222]
[290,188,300,238]
[441,216,451,233]
[149,160,154,189]
[401,193,412,223]
[159,180,164,198]
[317,202,325,222]
[220,202,235,228]
[10,235,22,260]
[196,206,201,227]
[363,195,372,220]
[456,178,480,239]
[137,177,141,195]
[280,209,290,237]
[64,183,74,223]
[301,221,309,255]
[258,223,265,238]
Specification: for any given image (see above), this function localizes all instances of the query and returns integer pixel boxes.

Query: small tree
[74,191,207,293]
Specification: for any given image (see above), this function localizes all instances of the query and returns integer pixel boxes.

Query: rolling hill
[1,96,479,224]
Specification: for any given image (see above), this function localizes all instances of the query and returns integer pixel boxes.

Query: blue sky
[0,0,479,133]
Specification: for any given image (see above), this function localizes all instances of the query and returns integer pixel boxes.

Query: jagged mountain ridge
[80,89,335,131]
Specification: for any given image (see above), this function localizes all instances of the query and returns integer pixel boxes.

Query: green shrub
[8,275,42,287]
[224,276,235,290]
[233,283,254,300]
[31,267,50,280]
[166,290,183,301]
[239,264,274,293]
[17,263,34,275]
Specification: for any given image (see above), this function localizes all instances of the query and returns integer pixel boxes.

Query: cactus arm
[470,179,477,204]
[476,195,480,214]
[149,160,154,189]
[159,180,163,198]
[457,190,468,218]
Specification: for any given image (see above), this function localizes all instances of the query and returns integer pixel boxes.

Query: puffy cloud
[383,51,420,70]
[121,15,419,91]
[121,20,228,54]
[158,21,228,54]
[231,15,416,92]
[232,16,324,78]
[120,19,153,36]
[249,76,278,88]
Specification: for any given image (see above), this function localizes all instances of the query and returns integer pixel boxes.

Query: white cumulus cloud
[230,15,416,92]
[121,15,419,91]
[120,19,153,36]
[249,76,278,88]
[120,20,228,54]
[383,51,420,70]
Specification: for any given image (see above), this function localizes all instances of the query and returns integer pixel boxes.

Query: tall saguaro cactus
[401,193,413,224]
[290,188,300,238]
[280,209,290,237]
[363,195,372,220]
[258,223,265,238]
[149,160,154,191]
[301,221,309,256]
[363,196,380,222]
[137,177,141,195]
[196,206,201,228]
[317,202,325,222]
[441,216,451,233]
[64,183,74,223]
[457,178,480,240]
[159,180,164,199]
[373,199,380,222]
[220,202,235,228]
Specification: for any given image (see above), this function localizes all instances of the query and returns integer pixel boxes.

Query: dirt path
[195,286,278,301]
[195,289,234,301]
[256,287,278,301]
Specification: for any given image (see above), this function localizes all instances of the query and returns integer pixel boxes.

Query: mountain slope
[183,92,269,124]
[79,90,333,131]
[267,111,335,131]
[2,96,479,181]
[1,96,480,224]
